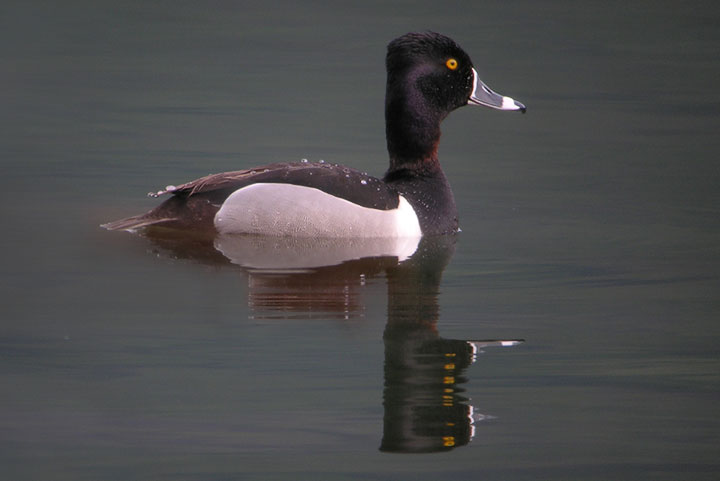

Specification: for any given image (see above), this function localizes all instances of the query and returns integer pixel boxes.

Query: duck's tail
[101,214,176,232]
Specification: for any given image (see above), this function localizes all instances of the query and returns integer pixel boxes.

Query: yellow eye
[446,58,458,70]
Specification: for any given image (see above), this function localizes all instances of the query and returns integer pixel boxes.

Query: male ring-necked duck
[103,32,525,237]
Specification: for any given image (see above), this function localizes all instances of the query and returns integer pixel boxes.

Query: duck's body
[103,32,525,237]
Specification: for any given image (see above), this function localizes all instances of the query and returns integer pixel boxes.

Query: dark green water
[2,1,719,480]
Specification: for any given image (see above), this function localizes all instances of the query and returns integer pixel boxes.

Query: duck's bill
[468,68,526,113]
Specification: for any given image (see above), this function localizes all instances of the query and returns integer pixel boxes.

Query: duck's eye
[445,58,458,70]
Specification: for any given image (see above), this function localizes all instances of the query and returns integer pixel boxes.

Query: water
[2,1,719,479]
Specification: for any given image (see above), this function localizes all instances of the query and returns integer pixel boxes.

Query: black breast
[384,167,458,235]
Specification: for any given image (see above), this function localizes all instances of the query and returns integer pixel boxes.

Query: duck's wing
[102,162,399,232]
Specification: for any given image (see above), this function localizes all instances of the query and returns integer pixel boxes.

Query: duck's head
[385,32,525,168]
[386,32,526,116]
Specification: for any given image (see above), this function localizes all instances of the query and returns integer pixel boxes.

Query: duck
[103,32,525,237]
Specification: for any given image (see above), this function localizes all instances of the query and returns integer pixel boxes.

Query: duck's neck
[384,84,444,177]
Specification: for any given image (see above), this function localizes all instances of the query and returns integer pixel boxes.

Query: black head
[386,32,475,119]
[384,32,525,170]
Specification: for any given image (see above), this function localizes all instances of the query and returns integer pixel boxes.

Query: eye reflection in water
[125,227,523,453]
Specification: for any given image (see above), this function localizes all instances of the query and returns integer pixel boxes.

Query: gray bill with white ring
[468,68,526,113]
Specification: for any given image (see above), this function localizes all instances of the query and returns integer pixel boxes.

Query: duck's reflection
[381,235,522,452]
[133,227,522,452]
[217,234,412,319]
[382,335,521,452]
[138,227,411,319]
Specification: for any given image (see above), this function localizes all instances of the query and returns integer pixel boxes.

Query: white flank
[214,183,422,238]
